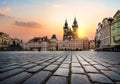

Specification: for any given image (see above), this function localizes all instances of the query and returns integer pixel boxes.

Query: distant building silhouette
[49,34,58,51]
[59,17,89,51]
[0,32,24,51]
[63,17,79,40]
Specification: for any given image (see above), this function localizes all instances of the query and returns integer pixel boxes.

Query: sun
[78,28,85,38]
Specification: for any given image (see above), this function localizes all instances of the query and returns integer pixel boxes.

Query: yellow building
[0,32,11,50]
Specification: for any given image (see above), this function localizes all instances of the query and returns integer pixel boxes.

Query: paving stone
[56,57,64,60]
[54,68,69,77]
[0,66,19,72]
[72,63,81,67]
[22,64,37,69]
[77,58,85,62]
[114,65,120,69]
[84,59,93,62]
[80,62,90,66]
[40,62,51,66]
[46,76,67,84]
[72,59,78,63]
[89,61,99,65]
[101,70,120,81]
[71,74,91,84]
[30,59,42,63]
[34,61,44,64]
[84,66,99,73]
[109,61,119,65]
[27,65,45,73]
[0,63,18,68]
[53,61,62,65]
[60,64,69,68]
[19,62,30,66]
[0,68,24,81]
[71,67,84,74]
[0,51,120,83]
[109,67,120,74]
[48,59,56,63]
[101,63,112,67]
[23,71,52,84]
[63,61,71,64]
[64,58,71,61]
[44,65,58,71]
[94,65,108,70]
[0,72,32,84]
[88,73,113,83]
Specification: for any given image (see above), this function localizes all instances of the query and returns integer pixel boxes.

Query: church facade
[63,17,79,40]
[58,18,89,51]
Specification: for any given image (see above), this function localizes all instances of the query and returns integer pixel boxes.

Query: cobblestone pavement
[0,51,120,84]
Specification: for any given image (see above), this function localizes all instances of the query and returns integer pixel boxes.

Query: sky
[0,0,120,42]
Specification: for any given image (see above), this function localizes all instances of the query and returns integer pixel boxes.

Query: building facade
[89,40,95,49]
[49,34,58,51]
[58,18,89,51]
[0,32,24,51]
[111,10,120,49]
[83,37,89,50]
[11,38,24,47]
[101,18,113,48]
[95,10,120,51]
[58,39,82,51]
[95,23,102,49]
[0,32,11,50]
[25,36,49,51]
[63,17,79,40]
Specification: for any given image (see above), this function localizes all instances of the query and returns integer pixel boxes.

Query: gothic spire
[64,19,68,29]
[73,17,77,25]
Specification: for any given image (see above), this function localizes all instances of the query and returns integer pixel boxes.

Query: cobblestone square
[0,51,120,84]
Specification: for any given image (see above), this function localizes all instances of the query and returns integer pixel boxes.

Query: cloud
[0,7,11,14]
[0,7,11,18]
[14,21,41,28]
[0,13,6,16]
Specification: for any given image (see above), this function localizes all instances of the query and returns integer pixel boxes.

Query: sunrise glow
[78,28,86,38]
[0,0,120,42]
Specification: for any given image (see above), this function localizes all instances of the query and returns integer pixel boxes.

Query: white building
[95,23,102,48]
[25,36,49,51]
[58,38,89,51]
[49,34,58,51]
[101,18,113,48]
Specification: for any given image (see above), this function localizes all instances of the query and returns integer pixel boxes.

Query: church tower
[72,17,78,39]
[63,19,69,40]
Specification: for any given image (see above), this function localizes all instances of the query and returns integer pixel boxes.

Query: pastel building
[0,32,11,50]
[25,36,49,51]
[101,18,113,48]
[111,10,120,49]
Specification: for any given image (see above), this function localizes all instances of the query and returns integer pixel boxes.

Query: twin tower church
[63,17,79,40]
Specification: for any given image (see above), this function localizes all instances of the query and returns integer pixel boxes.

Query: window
[112,29,116,34]
[117,27,120,32]
[117,15,120,19]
